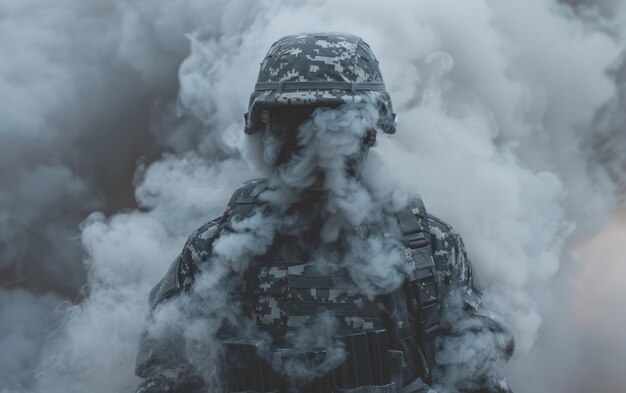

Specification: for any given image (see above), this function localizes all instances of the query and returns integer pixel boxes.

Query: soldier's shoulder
[148,179,269,308]
[149,216,226,308]
[227,178,269,207]
[426,213,460,242]
[183,178,269,263]
[425,213,470,283]
[182,216,225,266]
[399,198,461,247]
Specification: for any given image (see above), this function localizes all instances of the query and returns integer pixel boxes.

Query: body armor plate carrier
[222,180,442,393]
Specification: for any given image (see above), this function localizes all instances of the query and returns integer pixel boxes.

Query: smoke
[1,0,625,392]
[138,103,405,390]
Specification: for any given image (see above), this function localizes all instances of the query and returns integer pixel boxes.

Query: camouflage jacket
[146,205,476,315]
[135,180,513,393]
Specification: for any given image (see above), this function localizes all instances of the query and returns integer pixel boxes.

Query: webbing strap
[286,300,387,317]
[255,81,387,93]
[228,179,269,315]
[227,178,268,218]
[396,210,422,235]
[287,273,354,289]
[395,202,440,383]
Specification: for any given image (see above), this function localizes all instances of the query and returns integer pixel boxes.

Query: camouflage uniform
[135,33,514,393]
[136,181,513,393]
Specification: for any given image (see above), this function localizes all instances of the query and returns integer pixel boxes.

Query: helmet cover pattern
[245,32,396,134]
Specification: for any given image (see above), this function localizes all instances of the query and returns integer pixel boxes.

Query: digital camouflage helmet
[244,32,396,136]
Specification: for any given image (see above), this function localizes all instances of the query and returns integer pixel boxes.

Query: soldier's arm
[134,217,224,393]
[428,215,514,393]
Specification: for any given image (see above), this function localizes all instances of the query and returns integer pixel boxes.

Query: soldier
[135,32,515,393]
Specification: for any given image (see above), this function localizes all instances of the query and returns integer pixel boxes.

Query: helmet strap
[261,109,271,133]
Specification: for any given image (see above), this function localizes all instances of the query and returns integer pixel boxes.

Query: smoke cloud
[1,0,625,392]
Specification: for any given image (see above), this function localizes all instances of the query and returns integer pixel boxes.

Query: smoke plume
[1,0,625,392]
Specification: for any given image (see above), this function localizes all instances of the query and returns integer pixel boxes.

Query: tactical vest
[223,180,441,393]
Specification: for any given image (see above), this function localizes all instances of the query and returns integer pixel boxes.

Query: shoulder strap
[395,197,440,383]
[227,178,269,218]
[146,180,269,311]
[226,178,269,314]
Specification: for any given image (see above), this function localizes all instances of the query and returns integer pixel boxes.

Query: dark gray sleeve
[147,256,184,310]
[428,215,514,393]
[431,223,515,360]
[135,256,186,379]
[135,217,224,381]
[146,215,225,310]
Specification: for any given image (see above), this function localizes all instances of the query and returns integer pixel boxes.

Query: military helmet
[244,32,396,135]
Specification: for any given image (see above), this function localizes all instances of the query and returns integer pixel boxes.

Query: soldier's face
[244,105,372,185]
[259,106,316,167]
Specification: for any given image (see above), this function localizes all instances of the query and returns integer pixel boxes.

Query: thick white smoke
[1,0,625,392]
[141,103,400,390]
